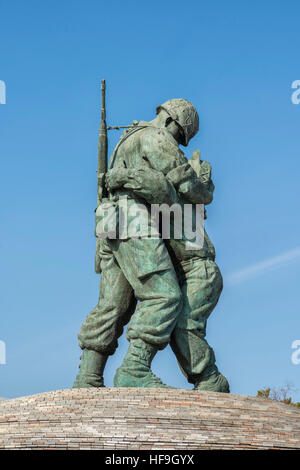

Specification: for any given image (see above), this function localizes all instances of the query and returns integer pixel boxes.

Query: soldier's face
[166,118,185,145]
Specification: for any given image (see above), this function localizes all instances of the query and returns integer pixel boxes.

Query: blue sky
[0,0,300,400]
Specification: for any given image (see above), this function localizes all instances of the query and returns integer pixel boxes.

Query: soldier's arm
[106,163,213,207]
[105,167,179,206]
[166,161,214,205]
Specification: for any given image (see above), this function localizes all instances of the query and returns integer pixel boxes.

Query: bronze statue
[73,81,229,392]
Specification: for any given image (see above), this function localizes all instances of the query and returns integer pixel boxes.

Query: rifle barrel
[98,79,108,201]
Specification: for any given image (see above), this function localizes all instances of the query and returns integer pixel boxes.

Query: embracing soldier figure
[73,96,229,393]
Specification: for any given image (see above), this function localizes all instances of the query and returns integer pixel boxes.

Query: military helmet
[156,98,199,146]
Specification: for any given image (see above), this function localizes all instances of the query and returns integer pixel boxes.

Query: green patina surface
[74,98,229,393]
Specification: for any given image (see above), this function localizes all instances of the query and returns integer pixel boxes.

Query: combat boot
[73,349,107,388]
[193,365,230,393]
[114,339,174,388]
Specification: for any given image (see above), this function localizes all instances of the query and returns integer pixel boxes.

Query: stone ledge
[0,388,299,450]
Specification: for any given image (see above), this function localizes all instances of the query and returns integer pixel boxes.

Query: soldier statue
[73,85,229,393]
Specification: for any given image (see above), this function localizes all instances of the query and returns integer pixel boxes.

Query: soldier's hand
[190,150,201,176]
[106,167,151,191]
[105,168,130,190]
[166,164,196,188]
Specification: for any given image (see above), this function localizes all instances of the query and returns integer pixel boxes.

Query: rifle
[95,79,108,274]
[94,81,146,273]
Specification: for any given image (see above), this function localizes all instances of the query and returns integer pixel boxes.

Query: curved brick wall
[0,388,299,450]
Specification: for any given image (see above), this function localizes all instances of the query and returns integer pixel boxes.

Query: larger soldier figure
[73,97,229,393]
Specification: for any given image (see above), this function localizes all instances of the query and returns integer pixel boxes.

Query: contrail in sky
[227,247,300,285]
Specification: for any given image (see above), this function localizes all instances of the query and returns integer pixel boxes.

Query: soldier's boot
[114,339,174,388]
[193,365,230,393]
[171,329,229,393]
[73,349,108,388]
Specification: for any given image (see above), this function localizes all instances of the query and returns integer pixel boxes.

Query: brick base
[0,388,299,449]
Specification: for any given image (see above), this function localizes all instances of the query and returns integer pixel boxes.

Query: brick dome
[0,388,299,449]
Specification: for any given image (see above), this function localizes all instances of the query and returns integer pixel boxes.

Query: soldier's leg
[73,239,136,388]
[170,258,230,393]
[109,237,183,388]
